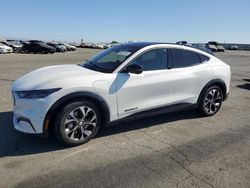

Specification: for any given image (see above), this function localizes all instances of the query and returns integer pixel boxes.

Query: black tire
[54,100,101,147]
[198,86,223,116]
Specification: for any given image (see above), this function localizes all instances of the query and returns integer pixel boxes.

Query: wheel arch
[43,92,110,136]
[197,79,227,104]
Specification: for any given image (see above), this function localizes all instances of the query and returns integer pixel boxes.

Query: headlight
[15,88,61,99]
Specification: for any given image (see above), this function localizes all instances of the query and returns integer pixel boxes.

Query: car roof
[121,42,174,48]
[119,42,214,56]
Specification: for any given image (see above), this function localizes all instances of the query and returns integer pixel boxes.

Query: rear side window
[172,49,207,68]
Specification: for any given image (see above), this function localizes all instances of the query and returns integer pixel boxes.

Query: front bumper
[13,114,37,134]
[12,92,49,134]
[0,48,13,53]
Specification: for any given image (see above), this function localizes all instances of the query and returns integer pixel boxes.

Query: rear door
[168,48,213,104]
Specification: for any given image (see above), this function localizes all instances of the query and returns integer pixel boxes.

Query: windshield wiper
[82,60,112,73]
[82,60,102,71]
[88,60,102,70]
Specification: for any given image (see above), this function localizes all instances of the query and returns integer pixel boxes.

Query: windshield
[38,42,50,47]
[81,45,139,73]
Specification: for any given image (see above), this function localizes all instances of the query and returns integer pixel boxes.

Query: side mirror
[126,64,143,74]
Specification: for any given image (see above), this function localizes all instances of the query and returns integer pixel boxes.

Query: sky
[1,0,250,43]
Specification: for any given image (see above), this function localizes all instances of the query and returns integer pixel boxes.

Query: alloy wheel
[204,88,223,115]
[64,106,97,141]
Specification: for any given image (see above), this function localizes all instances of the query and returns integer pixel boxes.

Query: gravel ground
[0,49,250,188]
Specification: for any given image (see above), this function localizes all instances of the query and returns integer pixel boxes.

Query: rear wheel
[54,101,101,146]
[198,86,223,116]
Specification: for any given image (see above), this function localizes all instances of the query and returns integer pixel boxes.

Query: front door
[116,48,174,119]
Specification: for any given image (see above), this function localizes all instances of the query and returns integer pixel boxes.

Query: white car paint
[59,42,76,51]
[0,43,13,53]
[12,43,231,134]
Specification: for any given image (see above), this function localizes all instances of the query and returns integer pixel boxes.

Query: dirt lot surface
[0,49,250,188]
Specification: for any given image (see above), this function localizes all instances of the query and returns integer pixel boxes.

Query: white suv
[12,43,231,146]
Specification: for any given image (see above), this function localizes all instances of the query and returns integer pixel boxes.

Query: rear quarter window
[172,49,209,68]
[200,54,210,62]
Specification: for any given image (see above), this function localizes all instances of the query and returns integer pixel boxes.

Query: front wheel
[198,86,223,116]
[54,101,101,146]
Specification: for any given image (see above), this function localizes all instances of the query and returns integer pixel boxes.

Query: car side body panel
[116,70,175,118]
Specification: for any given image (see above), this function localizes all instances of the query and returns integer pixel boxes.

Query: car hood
[12,64,98,91]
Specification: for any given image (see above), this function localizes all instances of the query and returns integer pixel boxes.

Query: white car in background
[94,44,105,49]
[12,42,231,146]
[0,42,13,53]
[103,43,111,49]
[59,42,76,51]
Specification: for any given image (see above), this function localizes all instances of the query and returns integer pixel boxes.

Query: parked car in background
[176,41,194,47]
[58,42,76,51]
[22,41,56,54]
[94,44,105,49]
[29,40,44,43]
[207,41,225,52]
[206,43,218,52]
[47,42,67,52]
[228,45,238,50]
[176,41,187,45]
[103,43,111,49]
[76,43,86,48]
[3,40,23,52]
[83,43,99,49]
[0,42,13,53]
[12,42,231,146]
[82,43,92,48]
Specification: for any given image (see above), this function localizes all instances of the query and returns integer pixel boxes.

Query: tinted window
[200,54,210,62]
[172,49,201,68]
[131,49,168,71]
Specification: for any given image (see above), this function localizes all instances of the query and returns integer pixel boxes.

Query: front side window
[82,45,140,73]
[131,49,168,71]
[172,49,201,68]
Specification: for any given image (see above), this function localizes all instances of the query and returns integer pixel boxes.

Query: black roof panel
[119,42,213,55]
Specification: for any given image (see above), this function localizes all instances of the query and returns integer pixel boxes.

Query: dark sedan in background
[22,41,56,54]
